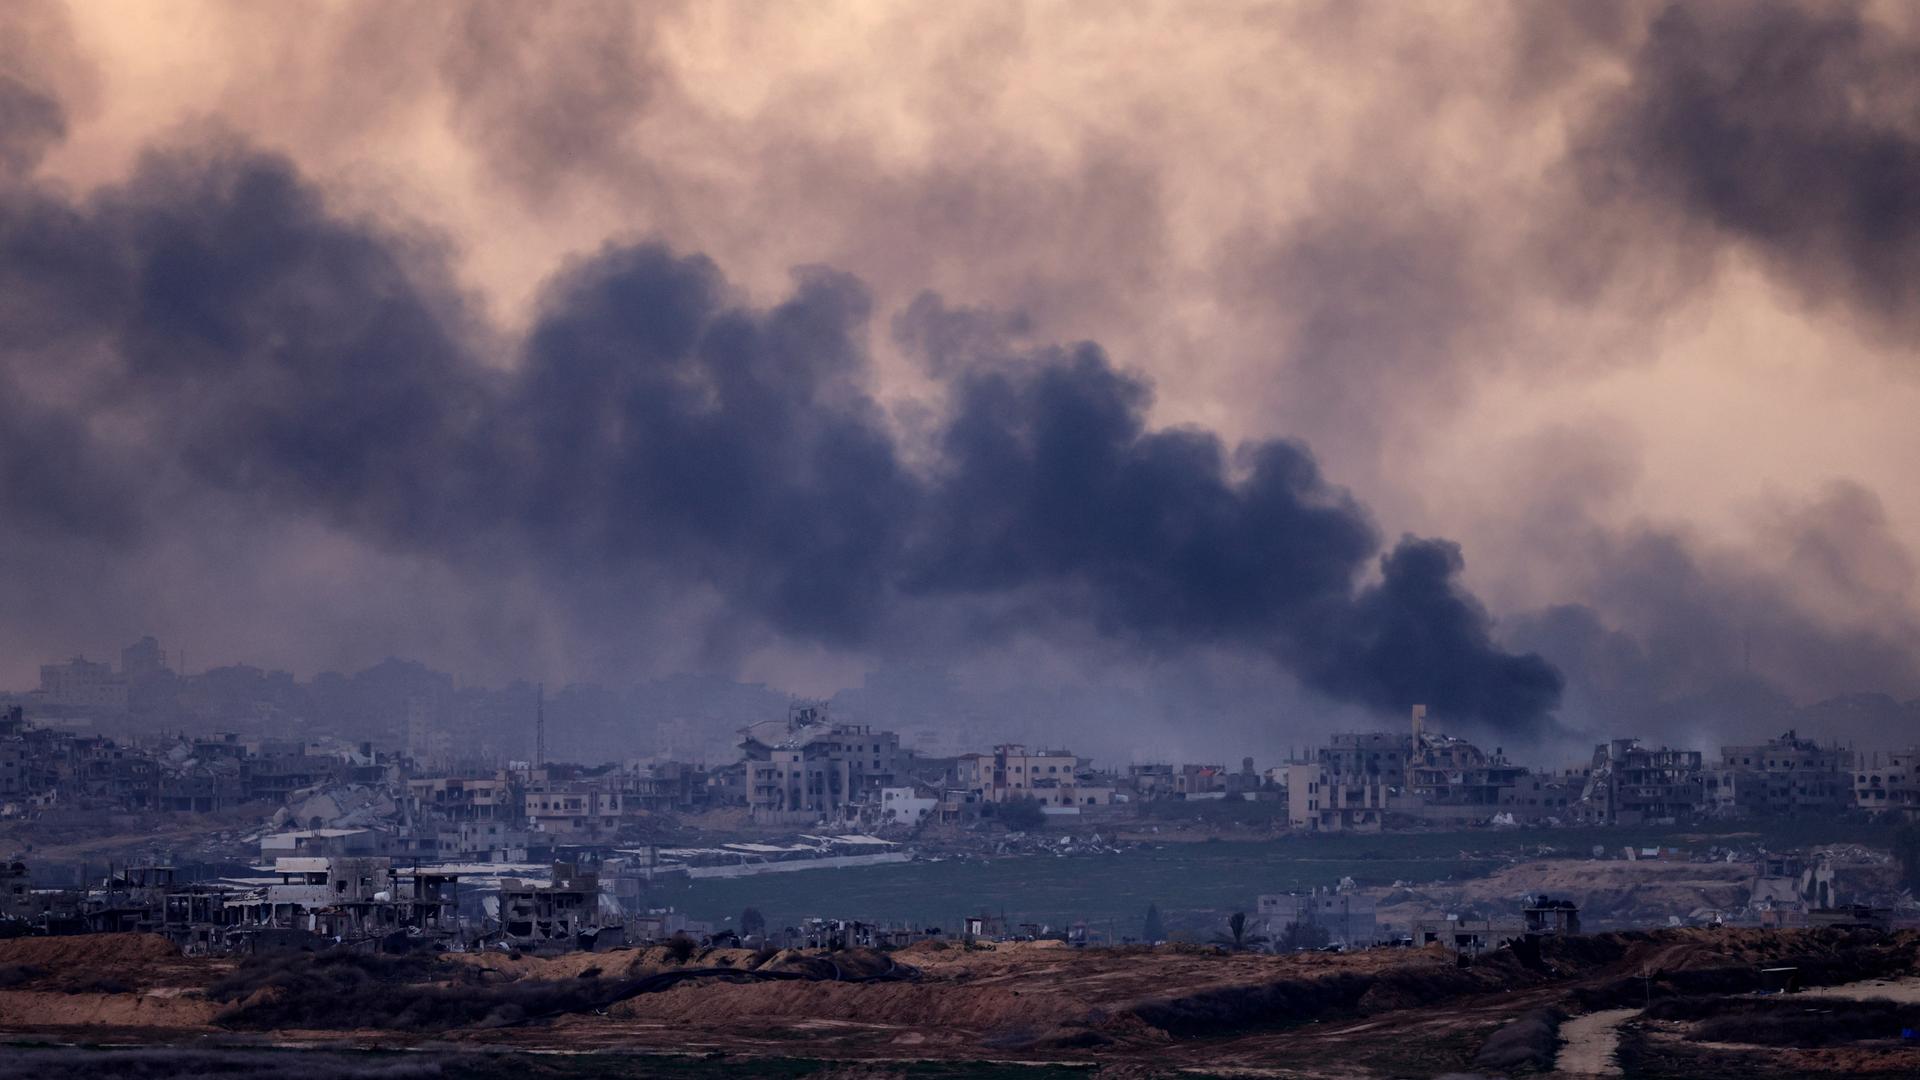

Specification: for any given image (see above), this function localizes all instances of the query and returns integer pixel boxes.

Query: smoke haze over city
[5,0,1920,760]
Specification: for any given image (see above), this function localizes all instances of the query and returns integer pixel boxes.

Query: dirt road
[1553,1008,1638,1076]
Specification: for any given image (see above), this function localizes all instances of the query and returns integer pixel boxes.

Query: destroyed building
[740,702,906,822]
[1853,748,1920,817]
[1285,707,1562,830]
[1575,739,1707,825]
[223,856,460,948]
[1523,897,1582,935]
[497,861,614,947]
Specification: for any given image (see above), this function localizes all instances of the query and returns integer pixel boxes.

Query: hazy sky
[4,0,1918,752]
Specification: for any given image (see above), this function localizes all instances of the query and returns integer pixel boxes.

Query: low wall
[681,851,914,879]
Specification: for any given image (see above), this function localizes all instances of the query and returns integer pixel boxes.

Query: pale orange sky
[9,0,1918,713]
[45,2,1919,561]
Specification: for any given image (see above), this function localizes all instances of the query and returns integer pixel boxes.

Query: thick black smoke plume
[1578,0,1920,342]
[0,135,1562,732]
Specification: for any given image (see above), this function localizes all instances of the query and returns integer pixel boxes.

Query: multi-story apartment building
[1405,733,1532,822]
[740,704,905,820]
[1317,732,1412,787]
[1854,749,1918,817]
[1575,739,1706,824]
[966,744,1077,801]
[1716,730,1851,816]
[1290,708,1552,828]
[37,657,127,710]
[616,760,713,812]
[1286,760,1391,832]
[951,744,1109,808]
[1126,763,1176,798]
[523,780,624,838]
[406,774,519,823]
[120,636,169,681]
[0,740,27,802]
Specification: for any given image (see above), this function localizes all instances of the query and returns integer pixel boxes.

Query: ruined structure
[740,702,905,822]
[497,861,612,948]
[1576,739,1707,824]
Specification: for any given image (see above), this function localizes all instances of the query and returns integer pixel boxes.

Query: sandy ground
[1794,975,1920,1003]
[1,929,1915,1078]
[1374,858,1759,930]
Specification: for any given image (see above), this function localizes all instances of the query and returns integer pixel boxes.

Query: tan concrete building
[1854,748,1919,817]
[740,706,904,820]
[1718,730,1851,816]
[1286,761,1391,832]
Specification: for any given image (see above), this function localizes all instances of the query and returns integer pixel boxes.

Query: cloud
[1574,0,1920,344]
[0,132,1562,732]
[12,0,1920,748]
[438,0,670,205]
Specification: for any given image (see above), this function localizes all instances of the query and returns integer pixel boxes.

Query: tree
[740,907,767,938]
[1212,911,1268,951]
[1143,903,1166,943]
[997,796,1046,831]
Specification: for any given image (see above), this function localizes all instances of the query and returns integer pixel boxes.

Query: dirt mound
[608,977,1086,1032]
[447,945,764,980]
[0,989,218,1029]
[815,948,900,978]
[1131,950,1539,1037]
[1472,1007,1562,1072]
[1565,928,1920,1008]
[0,934,179,967]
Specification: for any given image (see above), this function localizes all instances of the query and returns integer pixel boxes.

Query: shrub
[1473,1008,1563,1071]
[1647,996,1920,1048]
[0,964,47,988]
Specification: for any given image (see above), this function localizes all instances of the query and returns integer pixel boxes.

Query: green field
[661,819,1895,934]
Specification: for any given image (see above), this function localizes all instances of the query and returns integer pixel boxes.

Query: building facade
[1576,739,1706,824]
[1717,730,1851,816]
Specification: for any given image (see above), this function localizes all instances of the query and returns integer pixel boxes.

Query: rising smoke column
[0,125,1563,732]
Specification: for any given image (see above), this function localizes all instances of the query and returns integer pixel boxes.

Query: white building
[1258,887,1381,946]
[879,786,938,824]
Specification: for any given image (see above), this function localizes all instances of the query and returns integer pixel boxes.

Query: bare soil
[0,929,1912,1078]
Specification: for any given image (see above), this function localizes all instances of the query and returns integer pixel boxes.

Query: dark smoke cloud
[0,132,1562,732]
[1576,0,1920,342]
[1500,478,1920,745]
[0,74,62,180]
[439,0,669,204]
[511,249,917,643]
[0,1,92,182]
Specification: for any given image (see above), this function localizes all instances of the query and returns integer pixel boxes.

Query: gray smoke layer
[0,128,1562,732]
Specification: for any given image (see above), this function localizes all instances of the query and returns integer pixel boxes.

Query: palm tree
[1212,910,1268,951]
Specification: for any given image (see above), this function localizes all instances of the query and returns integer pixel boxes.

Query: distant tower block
[1411,704,1427,750]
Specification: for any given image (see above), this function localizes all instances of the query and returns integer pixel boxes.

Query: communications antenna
[535,682,546,770]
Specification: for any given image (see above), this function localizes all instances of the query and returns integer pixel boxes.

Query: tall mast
[535,682,546,771]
